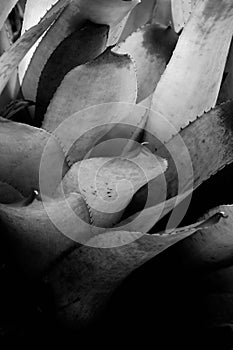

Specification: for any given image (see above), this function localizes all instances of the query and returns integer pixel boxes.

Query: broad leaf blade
[119,0,158,41]
[152,0,172,27]
[218,39,233,104]
[35,22,109,125]
[56,147,167,228]
[76,0,140,26]
[43,51,137,162]
[0,192,91,274]
[115,23,178,102]
[21,0,139,101]
[171,0,198,33]
[0,0,69,96]
[0,118,68,196]
[19,0,60,82]
[44,212,224,327]
[146,0,233,142]
[174,205,233,268]
[126,100,233,232]
[0,24,20,109]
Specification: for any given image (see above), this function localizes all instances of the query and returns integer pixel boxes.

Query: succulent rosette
[0,0,233,343]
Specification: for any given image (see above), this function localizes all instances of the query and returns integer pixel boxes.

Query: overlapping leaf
[119,0,158,41]
[55,146,167,227]
[0,0,20,32]
[127,100,233,232]
[43,50,138,163]
[218,39,233,104]
[0,0,69,96]
[19,0,60,81]
[115,23,178,102]
[0,24,20,110]
[146,0,233,142]
[171,0,197,33]
[43,211,225,327]
[0,117,68,197]
[35,22,109,124]
[0,192,90,275]
[152,0,172,27]
[21,0,139,101]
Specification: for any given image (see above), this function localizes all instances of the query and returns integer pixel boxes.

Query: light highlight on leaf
[146,0,233,142]
[35,22,109,124]
[115,23,178,102]
[0,117,68,196]
[57,146,167,227]
[171,0,197,33]
[0,0,69,96]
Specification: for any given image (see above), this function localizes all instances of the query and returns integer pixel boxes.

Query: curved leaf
[0,24,20,110]
[0,181,24,204]
[42,51,138,163]
[0,192,91,275]
[21,0,139,101]
[43,50,137,133]
[35,22,109,125]
[162,100,233,198]
[0,0,19,32]
[77,0,140,26]
[218,39,233,104]
[119,0,158,41]
[0,117,68,197]
[43,212,225,327]
[19,0,59,82]
[127,100,233,232]
[152,0,172,27]
[115,23,178,102]
[174,205,233,269]
[0,0,69,96]
[146,0,233,142]
[171,0,197,33]
[55,146,167,228]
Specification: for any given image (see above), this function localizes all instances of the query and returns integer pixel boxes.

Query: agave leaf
[0,24,20,110]
[19,0,60,82]
[107,12,130,46]
[114,23,178,102]
[0,192,92,275]
[43,50,137,132]
[0,181,24,204]
[0,148,166,273]
[43,212,224,327]
[174,205,233,268]
[176,205,233,330]
[218,39,233,104]
[76,0,140,26]
[54,146,167,228]
[20,0,139,101]
[43,51,138,162]
[146,0,233,142]
[119,0,158,41]
[19,0,86,92]
[171,0,198,33]
[127,100,233,232]
[0,0,19,32]
[47,104,150,166]
[35,22,109,124]
[0,117,68,197]
[162,100,233,198]
[0,0,69,96]
[152,0,172,27]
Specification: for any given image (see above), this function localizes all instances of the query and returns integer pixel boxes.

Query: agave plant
[1,0,233,346]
